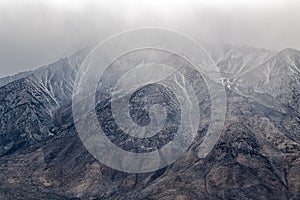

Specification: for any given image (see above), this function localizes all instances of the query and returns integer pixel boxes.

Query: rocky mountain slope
[0,44,299,199]
[236,48,300,113]
[0,48,89,157]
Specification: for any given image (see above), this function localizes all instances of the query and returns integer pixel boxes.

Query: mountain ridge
[0,42,299,199]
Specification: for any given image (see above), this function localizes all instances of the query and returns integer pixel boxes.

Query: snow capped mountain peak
[278,48,300,56]
[215,45,276,80]
[201,42,236,63]
[275,48,300,72]
[68,46,93,70]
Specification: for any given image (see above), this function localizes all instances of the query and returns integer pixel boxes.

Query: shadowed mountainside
[0,44,299,199]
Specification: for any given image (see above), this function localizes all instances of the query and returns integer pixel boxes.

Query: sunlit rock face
[0,44,299,199]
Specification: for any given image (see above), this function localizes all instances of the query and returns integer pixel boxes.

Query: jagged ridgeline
[0,44,299,199]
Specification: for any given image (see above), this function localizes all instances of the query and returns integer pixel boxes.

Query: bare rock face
[0,44,299,199]
[0,49,89,157]
[0,77,58,157]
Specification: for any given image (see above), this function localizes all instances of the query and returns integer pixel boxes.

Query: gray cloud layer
[0,0,300,77]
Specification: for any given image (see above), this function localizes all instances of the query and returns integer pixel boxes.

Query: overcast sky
[0,0,300,77]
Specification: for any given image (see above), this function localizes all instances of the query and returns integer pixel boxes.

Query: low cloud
[0,0,300,77]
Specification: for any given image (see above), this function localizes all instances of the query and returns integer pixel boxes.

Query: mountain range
[0,43,299,199]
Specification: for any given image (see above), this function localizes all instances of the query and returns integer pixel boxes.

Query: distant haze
[1,0,300,77]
